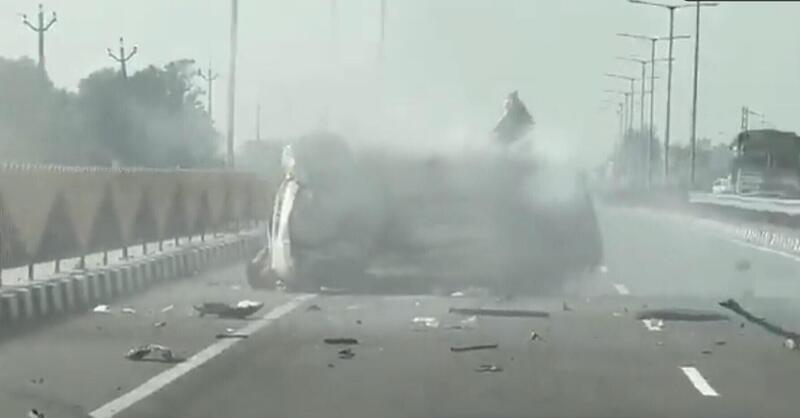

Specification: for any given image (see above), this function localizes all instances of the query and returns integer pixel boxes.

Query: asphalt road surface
[4,205,800,417]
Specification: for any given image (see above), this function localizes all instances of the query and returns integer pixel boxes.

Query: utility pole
[226,0,239,168]
[21,4,57,73]
[689,1,719,187]
[107,37,138,79]
[197,63,219,123]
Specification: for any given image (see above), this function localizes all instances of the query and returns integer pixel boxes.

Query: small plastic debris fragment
[530,331,540,341]
[161,305,174,313]
[562,301,572,312]
[785,338,797,350]
[460,315,478,329]
[306,304,322,312]
[451,344,498,352]
[28,408,45,418]
[475,364,503,373]
[598,265,608,274]
[93,304,111,314]
[450,291,465,297]
[611,312,622,317]
[345,304,360,311]
[714,340,726,346]
[338,348,355,359]
[154,321,167,328]
[230,285,242,291]
[193,301,264,319]
[324,338,359,345]
[121,307,136,314]
[319,286,345,294]
[412,317,440,329]
[701,349,713,355]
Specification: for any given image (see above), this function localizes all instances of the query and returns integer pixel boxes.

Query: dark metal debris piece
[714,340,727,346]
[306,304,322,312]
[701,349,713,355]
[324,338,359,345]
[125,344,177,362]
[356,320,362,325]
[634,308,729,322]
[28,408,45,418]
[450,344,499,352]
[449,307,550,318]
[338,348,355,359]
[562,302,572,312]
[193,301,264,319]
[154,321,167,328]
[215,333,249,339]
[475,364,503,373]
[719,298,800,341]
[735,259,752,272]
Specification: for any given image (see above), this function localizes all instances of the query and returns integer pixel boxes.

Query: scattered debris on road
[356,319,362,325]
[121,307,136,315]
[161,304,174,313]
[338,348,355,359]
[154,321,167,328]
[306,304,322,312]
[612,312,622,317]
[735,259,752,272]
[29,377,44,385]
[93,304,111,314]
[460,315,478,329]
[324,338,359,345]
[230,285,242,291]
[450,291,465,297]
[701,349,713,355]
[328,363,335,368]
[28,408,45,418]
[635,308,729,322]
[449,307,550,318]
[719,299,800,347]
[193,300,264,319]
[412,317,440,329]
[642,319,664,331]
[475,364,503,373]
[562,301,572,312]
[530,331,541,341]
[450,344,499,352]
[125,344,177,362]
[345,304,361,311]
[714,340,727,346]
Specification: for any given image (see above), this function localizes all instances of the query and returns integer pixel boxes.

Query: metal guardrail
[689,192,800,215]
[0,165,270,279]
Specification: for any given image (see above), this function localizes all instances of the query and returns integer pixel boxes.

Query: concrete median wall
[0,231,264,334]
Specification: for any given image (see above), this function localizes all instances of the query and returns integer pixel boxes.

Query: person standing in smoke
[493,90,534,145]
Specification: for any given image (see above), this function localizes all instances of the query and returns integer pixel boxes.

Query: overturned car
[247,94,603,294]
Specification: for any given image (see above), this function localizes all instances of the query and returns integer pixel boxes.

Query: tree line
[0,56,221,168]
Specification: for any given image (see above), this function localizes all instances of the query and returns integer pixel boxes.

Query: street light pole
[618,33,689,184]
[605,73,637,132]
[226,0,239,168]
[689,2,719,187]
[21,4,57,73]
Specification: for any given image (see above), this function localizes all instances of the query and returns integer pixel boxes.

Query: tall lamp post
[689,1,719,187]
[618,32,690,180]
[604,73,637,132]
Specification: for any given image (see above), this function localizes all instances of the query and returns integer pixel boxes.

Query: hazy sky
[2,0,799,165]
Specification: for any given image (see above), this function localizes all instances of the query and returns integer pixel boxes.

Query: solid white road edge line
[613,283,630,295]
[89,294,316,418]
[680,366,720,397]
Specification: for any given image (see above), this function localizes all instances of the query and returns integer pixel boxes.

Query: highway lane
[5,205,800,417]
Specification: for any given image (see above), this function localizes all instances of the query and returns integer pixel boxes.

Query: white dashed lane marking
[681,366,720,397]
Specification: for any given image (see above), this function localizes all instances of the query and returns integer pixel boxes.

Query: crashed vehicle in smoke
[247,94,603,294]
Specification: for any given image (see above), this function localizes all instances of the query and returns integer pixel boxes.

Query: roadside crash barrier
[0,231,263,334]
